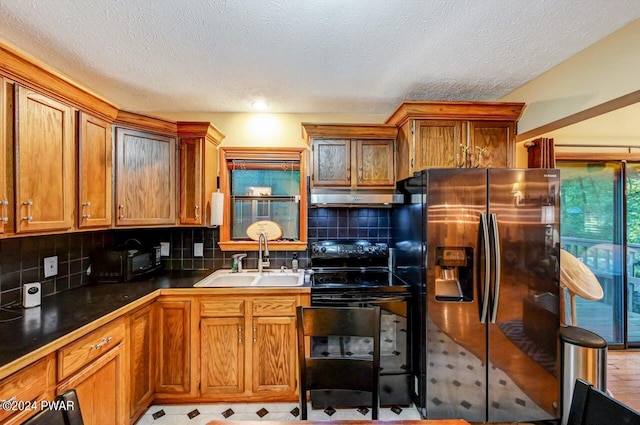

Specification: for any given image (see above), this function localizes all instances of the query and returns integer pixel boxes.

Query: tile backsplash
[0,231,114,308]
[307,207,391,243]
[0,207,392,307]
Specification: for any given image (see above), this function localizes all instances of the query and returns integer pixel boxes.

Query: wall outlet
[194,243,204,257]
[160,241,170,257]
[44,256,58,278]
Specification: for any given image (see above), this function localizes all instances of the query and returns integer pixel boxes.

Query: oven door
[310,291,412,407]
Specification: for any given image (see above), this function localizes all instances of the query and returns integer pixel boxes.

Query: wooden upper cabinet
[414,120,465,170]
[312,139,351,186]
[78,112,112,228]
[356,139,395,187]
[385,101,525,180]
[114,127,176,226]
[14,86,74,233]
[303,123,398,189]
[468,120,515,168]
[177,122,224,226]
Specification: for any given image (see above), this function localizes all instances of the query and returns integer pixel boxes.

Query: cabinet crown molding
[0,40,119,122]
[301,123,398,141]
[177,121,225,144]
[385,100,526,127]
[114,110,178,135]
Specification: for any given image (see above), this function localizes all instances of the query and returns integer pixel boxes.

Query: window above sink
[218,147,308,251]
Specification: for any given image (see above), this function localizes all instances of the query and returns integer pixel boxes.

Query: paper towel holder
[210,190,224,227]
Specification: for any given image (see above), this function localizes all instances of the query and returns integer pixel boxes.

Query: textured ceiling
[0,1,639,114]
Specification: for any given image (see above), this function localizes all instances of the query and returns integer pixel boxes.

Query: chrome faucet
[258,232,270,272]
[231,253,247,272]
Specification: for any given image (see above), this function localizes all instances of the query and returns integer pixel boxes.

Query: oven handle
[312,296,408,304]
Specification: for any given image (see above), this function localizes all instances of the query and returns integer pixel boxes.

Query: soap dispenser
[291,253,299,272]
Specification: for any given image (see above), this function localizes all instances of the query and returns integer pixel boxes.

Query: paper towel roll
[211,191,224,226]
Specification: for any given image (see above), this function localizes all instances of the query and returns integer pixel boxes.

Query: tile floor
[135,402,423,424]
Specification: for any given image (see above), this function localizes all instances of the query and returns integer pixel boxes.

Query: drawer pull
[90,336,112,350]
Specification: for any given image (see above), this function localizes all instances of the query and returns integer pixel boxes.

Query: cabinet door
[179,138,203,225]
[78,112,112,228]
[395,122,413,182]
[57,345,125,425]
[469,121,514,168]
[201,317,245,395]
[415,120,464,170]
[355,139,395,187]
[0,78,9,234]
[312,139,351,186]
[251,316,296,395]
[115,127,176,226]
[128,305,154,421]
[14,86,74,233]
[155,300,191,395]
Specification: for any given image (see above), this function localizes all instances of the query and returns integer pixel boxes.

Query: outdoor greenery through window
[559,160,640,346]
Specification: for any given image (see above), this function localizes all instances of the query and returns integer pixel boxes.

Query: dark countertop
[0,269,213,370]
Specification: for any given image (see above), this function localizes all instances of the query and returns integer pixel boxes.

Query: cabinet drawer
[200,298,245,317]
[57,317,125,381]
[252,297,297,316]
[0,357,50,423]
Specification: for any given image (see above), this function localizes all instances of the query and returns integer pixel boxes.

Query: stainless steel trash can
[559,326,607,425]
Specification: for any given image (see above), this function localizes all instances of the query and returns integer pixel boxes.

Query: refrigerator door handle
[479,213,491,323]
[490,213,501,323]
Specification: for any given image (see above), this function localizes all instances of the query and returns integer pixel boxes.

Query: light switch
[160,242,170,257]
[194,243,204,257]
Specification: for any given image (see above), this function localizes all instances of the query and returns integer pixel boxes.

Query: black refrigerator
[392,168,561,423]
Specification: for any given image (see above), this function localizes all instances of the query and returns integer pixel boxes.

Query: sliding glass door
[626,163,640,345]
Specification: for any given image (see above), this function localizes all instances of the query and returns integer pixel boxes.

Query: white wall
[501,19,640,137]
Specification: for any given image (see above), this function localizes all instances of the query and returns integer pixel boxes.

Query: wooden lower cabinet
[154,297,194,399]
[251,315,296,395]
[127,304,154,422]
[0,355,55,425]
[198,294,305,401]
[200,316,245,395]
[57,344,126,425]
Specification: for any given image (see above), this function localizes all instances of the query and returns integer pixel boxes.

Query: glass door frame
[557,158,637,349]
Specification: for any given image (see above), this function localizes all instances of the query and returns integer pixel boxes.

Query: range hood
[309,189,404,207]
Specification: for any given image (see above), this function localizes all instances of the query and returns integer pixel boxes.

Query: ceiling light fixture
[251,100,268,111]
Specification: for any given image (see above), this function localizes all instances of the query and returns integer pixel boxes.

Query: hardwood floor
[607,350,640,411]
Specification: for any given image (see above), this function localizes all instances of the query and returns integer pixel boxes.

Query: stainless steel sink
[194,269,304,287]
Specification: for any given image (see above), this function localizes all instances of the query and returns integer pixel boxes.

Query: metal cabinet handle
[82,201,91,219]
[0,199,8,223]
[90,336,112,350]
[238,326,243,343]
[253,326,257,342]
[194,205,199,219]
[118,204,124,220]
[21,200,33,222]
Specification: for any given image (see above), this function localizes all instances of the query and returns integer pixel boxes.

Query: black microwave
[90,246,162,282]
